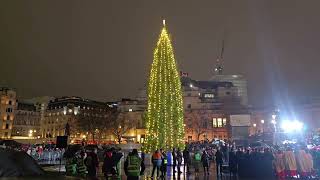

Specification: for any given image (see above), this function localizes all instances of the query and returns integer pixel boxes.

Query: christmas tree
[144,20,185,152]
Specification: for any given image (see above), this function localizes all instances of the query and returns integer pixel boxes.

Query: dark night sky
[0,1,320,107]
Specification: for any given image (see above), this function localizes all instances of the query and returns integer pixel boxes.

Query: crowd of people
[2,139,320,179]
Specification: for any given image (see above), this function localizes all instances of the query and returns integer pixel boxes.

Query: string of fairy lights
[144,21,185,152]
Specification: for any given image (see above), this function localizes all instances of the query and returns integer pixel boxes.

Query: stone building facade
[41,97,112,142]
[0,87,17,139]
[11,102,40,138]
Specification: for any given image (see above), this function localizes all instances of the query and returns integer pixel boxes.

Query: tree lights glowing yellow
[144,21,185,152]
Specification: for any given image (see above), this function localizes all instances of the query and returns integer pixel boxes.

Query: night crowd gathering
[1,138,320,180]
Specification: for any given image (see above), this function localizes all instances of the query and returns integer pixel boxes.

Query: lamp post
[271,111,278,145]
[261,120,265,133]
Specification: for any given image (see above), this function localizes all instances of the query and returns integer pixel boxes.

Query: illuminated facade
[0,87,17,139]
[182,77,249,141]
[11,102,40,139]
[41,97,112,141]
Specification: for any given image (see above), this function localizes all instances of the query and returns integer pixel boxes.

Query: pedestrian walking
[172,148,177,173]
[124,149,145,180]
[215,148,224,177]
[183,147,191,174]
[151,149,162,178]
[176,148,183,174]
[201,150,210,175]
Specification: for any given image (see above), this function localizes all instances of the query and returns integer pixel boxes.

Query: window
[187,93,192,96]
[8,101,12,105]
[7,115,10,120]
[204,93,214,98]
[212,118,217,127]
[5,124,9,129]
[213,117,226,128]
[223,118,227,126]
[226,92,231,95]
[187,104,191,109]
[217,118,222,127]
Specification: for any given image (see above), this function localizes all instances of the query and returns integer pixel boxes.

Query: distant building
[210,74,248,106]
[116,99,146,143]
[0,87,17,139]
[181,77,249,142]
[11,102,40,139]
[23,96,54,139]
[42,96,112,142]
[129,76,249,142]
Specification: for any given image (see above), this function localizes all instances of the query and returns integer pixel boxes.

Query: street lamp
[261,120,265,133]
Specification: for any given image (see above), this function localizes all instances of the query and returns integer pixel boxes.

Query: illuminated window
[223,118,227,126]
[212,118,217,127]
[204,94,214,98]
[217,118,222,127]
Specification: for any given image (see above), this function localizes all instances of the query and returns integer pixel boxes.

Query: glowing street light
[253,123,257,127]
[281,120,303,132]
[261,120,265,124]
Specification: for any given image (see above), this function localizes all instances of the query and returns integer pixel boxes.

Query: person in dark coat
[160,149,168,178]
[261,148,274,178]
[229,148,237,177]
[102,148,116,178]
[85,148,99,179]
[172,148,177,173]
[215,148,224,177]
[183,147,191,174]
[176,148,183,174]
[201,150,210,175]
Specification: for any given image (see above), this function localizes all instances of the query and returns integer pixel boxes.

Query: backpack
[195,153,201,161]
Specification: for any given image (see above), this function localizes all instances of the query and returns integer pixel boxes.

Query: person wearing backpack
[85,148,99,179]
[194,150,202,176]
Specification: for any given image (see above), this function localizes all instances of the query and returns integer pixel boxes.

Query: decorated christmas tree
[144,20,185,152]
